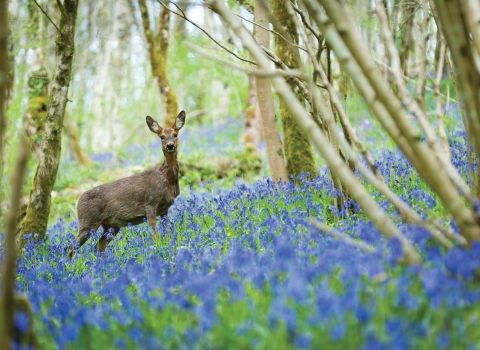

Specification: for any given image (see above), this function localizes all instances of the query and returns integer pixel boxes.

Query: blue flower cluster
[5,128,480,349]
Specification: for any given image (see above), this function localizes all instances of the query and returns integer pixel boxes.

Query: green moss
[271,0,317,181]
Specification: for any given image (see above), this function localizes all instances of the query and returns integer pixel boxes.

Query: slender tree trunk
[64,118,90,165]
[253,0,287,183]
[270,0,317,181]
[138,0,178,126]
[434,0,480,199]
[0,0,8,222]
[0,134,29,350]
[399,1,415,75]
[241,75,263,147]
[19,0,79,244]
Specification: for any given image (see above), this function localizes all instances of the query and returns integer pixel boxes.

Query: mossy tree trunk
[138,0,178,127]
[271,0,317,182]
[19,0,79,244]
[0,0,7,222]
[24,68,49,156]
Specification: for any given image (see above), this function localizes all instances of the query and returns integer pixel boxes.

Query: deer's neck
[161,151,179,196]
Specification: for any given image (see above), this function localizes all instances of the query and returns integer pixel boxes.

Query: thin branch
[373,58,456,103]
[233,12,308,53]
[33,0,63,35]
[157,0,257,65]
[56,0,65,14]
[262,46,313,105]
[433,35,450,160]
[290,2,322,43]
[186,42,307,78]
[309,219,376,253]
[392,4,420,37]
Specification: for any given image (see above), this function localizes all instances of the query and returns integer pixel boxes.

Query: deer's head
[146,111,186,154]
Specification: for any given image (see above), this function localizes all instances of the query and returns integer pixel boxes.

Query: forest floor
[7,113,480,349]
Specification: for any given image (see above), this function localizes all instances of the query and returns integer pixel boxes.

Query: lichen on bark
[271,0,317,182]
[19,0,79,245]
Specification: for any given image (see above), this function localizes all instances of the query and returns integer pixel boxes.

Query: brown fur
[68,111,186,258]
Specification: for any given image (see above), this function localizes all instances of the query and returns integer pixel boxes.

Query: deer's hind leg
[98,225,120,253]
[68,217,101,259]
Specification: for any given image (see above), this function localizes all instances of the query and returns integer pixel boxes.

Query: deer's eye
[173,134,177,138]
[160,136,165,140]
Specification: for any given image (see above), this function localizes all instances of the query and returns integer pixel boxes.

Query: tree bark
[138,0,178,126]
[0,0,8,222]
[0,134,29,349]
[270,0,317,181]
[241,75,263,147]
[434,0,480,199]
[19,0,79,244]
[253,0,287,183]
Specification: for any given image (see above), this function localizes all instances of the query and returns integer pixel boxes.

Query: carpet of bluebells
[4,125,480,349]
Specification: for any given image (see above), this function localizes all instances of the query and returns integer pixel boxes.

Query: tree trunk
[19,0,79,244]
[0,134,29,349]
[64,118,90,165]
[241,75,263,147]
[270,0,317,181]
[399,1,415,75]
[138,0,178,126]
[253,0,287,183]
[0,0,8,222]
[24,67,50,156]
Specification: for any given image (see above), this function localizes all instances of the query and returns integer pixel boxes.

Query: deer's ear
[146,116,162,134]
[173,111,186,130]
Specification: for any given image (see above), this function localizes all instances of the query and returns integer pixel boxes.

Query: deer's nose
[166,143,175,151]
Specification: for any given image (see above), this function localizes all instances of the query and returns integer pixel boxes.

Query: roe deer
[68,111,186,259]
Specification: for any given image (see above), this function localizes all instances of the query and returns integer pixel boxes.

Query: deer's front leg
[145,206,159,241]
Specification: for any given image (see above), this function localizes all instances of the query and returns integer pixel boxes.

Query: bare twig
[55,0,65,14]
[233,13,308,53]
[33,0,63,35]
[290,2,322,43]
[262,46,313,106]
[186,42,306,78]
[433,35,450,160]
[309,219,377,253]
[157,0,257,65]
[373,58,457,103]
